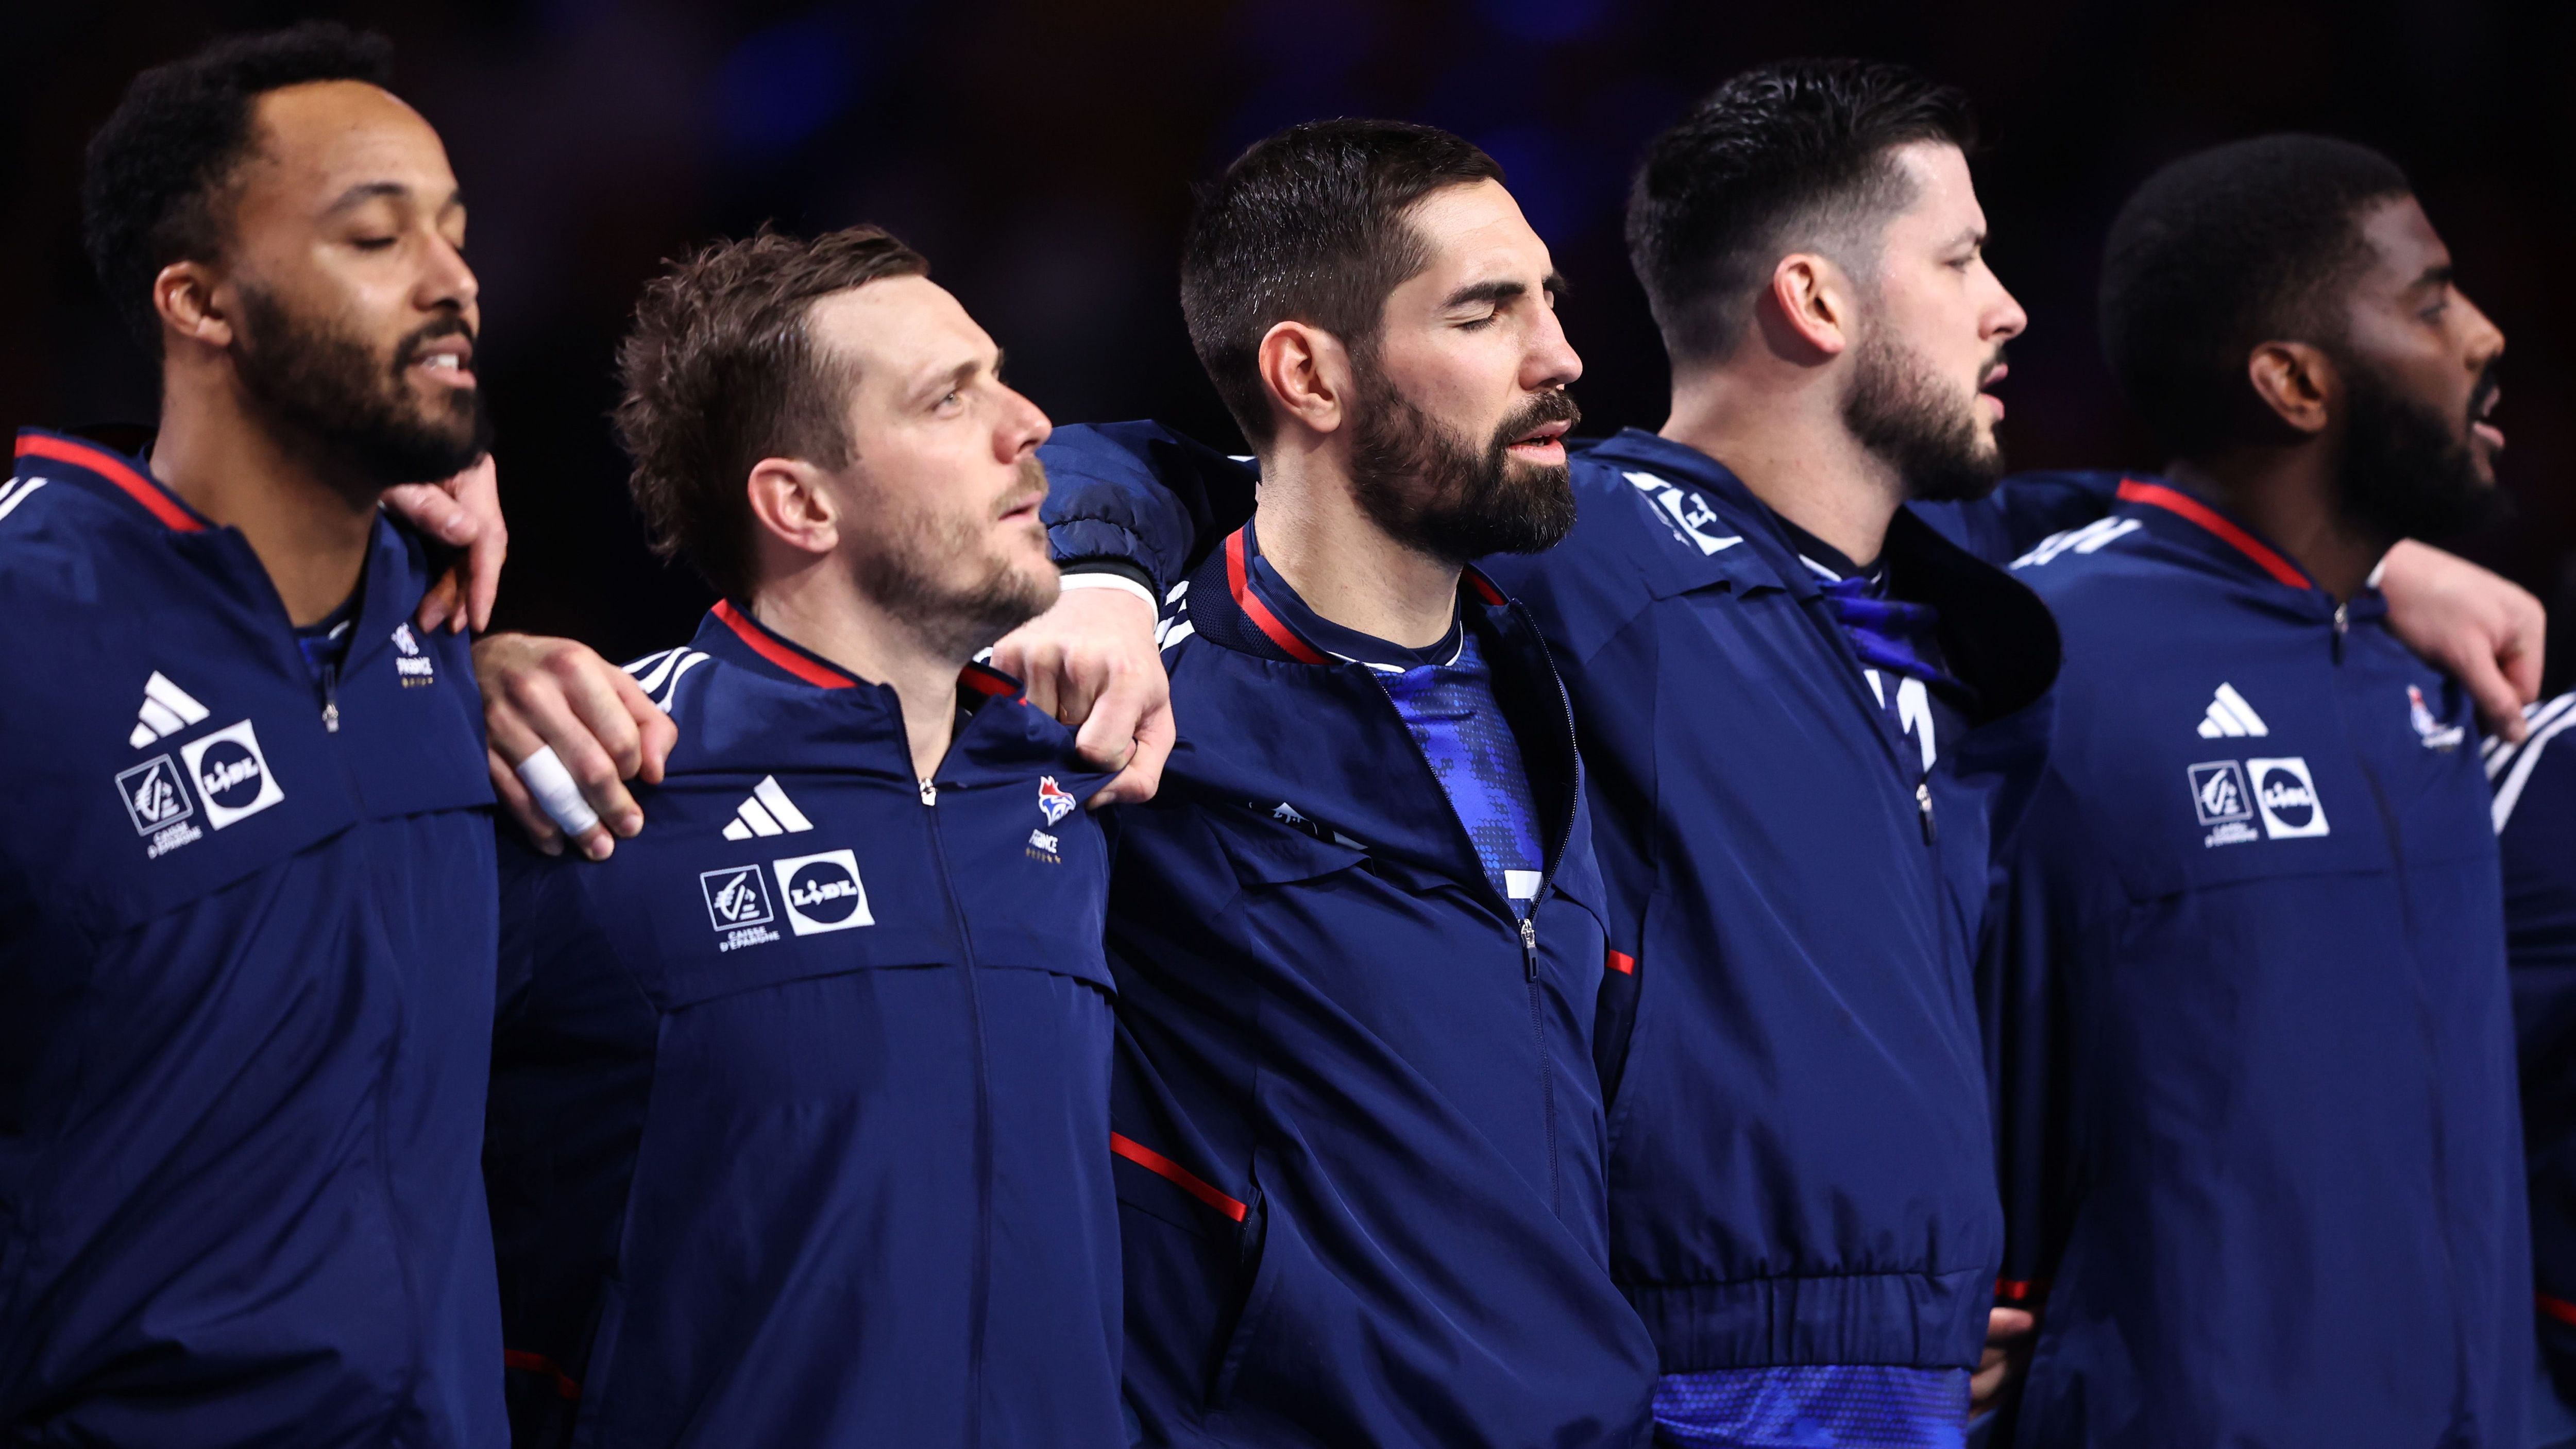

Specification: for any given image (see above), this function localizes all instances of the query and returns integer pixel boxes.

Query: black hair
[1178,118,1504,448]
[82,22,397,354]
[1627,58,1977,365]
[2099,134,2413,456]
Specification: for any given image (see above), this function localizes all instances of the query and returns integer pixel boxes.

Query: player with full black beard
[1982,133,2526,1446]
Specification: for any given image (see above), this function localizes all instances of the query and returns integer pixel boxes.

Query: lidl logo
[771,848,874,935]
[2248,756,2330,839]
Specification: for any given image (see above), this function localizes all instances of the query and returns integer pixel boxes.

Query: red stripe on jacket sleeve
[1111,1132,1249,1222]
[1606,949,1636,976]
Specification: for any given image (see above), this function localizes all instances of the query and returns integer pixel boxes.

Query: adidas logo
[2196,683,2270,739]
[721,775,815,840]
[129,671,210,748]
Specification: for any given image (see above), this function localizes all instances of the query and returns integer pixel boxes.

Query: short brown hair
[613,226,928,599]
[1179,119,1503,448]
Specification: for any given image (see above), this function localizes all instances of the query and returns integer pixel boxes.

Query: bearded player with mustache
[1980,134,2530,1446]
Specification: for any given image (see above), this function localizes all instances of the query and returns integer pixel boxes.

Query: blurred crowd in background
[6,0,2572,674]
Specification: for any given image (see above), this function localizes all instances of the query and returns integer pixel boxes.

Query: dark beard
[232,286,492,496]
[2334,355,2503,543]
[1346,359,1580,565]
[856,455,1059,660]
[1842,326,2004,504]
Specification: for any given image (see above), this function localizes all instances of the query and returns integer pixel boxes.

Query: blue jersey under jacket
[1097,514,1656,1446]
[484,603,1123,1448]
[1985,474,2527,1447]
[2488,693,2576,1416]
[1042,423,2062,1390]
[0,429,501,1445]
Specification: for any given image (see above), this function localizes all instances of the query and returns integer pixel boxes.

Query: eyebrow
[323,181,465,216]
[1441,271,1569,310]
[915,350,1000,404]
[2407,262,2456,293]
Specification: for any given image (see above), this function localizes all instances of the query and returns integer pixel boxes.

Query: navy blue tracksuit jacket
[1043,423,2060,1396]
[1986,475,2527,1446]
[1099,522,1655,1446]
[0,430,502,1444]
[2489,692,2576,1422]
[484,604,1122,1448]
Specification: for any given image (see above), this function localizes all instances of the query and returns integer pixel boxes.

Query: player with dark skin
[146,77,502,629]
[2166,193,2506,596]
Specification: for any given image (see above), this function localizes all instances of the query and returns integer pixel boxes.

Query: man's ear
[745,457,841,559]
[2246,341,2336,438]
[1759,252,1856,362]
[154,260,234,351]
[1256,320,1353,439]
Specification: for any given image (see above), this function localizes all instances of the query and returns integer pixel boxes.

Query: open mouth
[1506,417,1572,463]
[996,490,1046,525]
[1978,362,2009,421]
[2471,384,2504,453]
[404,333,477,390]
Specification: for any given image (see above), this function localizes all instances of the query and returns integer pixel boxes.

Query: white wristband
[1058,570,1158,609]
[514,745,601,839]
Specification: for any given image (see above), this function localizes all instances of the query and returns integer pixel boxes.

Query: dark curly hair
[82,22,397,355]
[613,226,930,600]
[1179,118,1503,449]
[2099,134,2412,456]
[1628,58,1977,366]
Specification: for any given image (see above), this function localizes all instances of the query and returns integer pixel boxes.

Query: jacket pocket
[1202,805,1371,890]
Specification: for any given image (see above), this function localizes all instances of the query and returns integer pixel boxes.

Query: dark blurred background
[7,0,2575,678]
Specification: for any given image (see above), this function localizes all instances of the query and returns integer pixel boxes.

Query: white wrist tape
[1058,571,1158,609]
[514,745,601,838]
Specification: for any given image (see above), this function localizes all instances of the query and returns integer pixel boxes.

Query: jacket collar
[2111,477,2372,620]
[1191,520,1508,668]
[1575,428,1834,602]
[16,428,211,533]
[692,602,1083,786]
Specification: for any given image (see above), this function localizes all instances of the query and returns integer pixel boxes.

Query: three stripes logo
[129,671,210,748]
[2195,683,2269,739]
[722,775,814,840]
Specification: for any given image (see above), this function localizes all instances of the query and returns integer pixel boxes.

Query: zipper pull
[1518,916,1538,981]
[919,779,937,807]
[2332,602,2348,663]
[1916,780,1936,844]
[321,662,340,734]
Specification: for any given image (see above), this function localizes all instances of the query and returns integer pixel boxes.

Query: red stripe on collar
[2115,479,2313,590]
[959,662,1020,698]
[710,600,858,688]
[1224,528,1329,664]
[15,433,203,532]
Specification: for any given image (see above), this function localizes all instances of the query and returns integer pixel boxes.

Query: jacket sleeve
[1910,471,2125,568]
[2497,718,2576,1387]
[1041,421,1260,596]
[1978,762,2119,1314]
